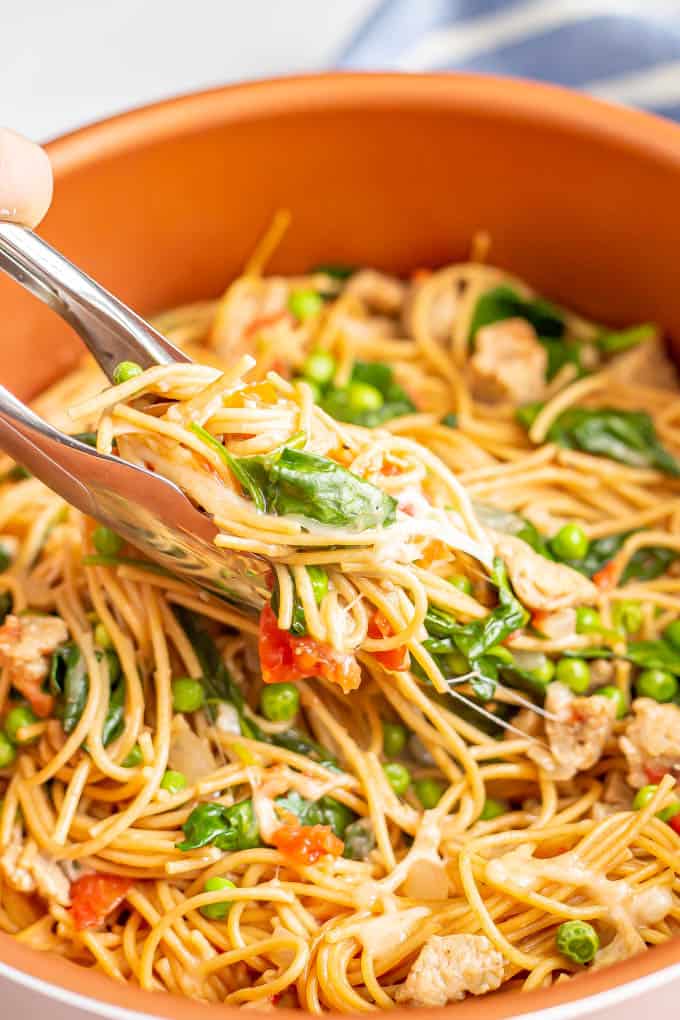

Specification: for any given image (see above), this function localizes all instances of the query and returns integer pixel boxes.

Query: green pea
[172,677,205,713]
[663,619,680,649]
[94,622,113,649]
[595,685,627,719]
[383,762,411,796]
[447,574,472,595]
[382,721,408,757]
[636,668,678,703]
[530,658,555,686]
[658,801,680,823]
[112,361,143,385]
[480,798,508,821]
[346,381,384,413]
[160,770,187,794]
[92,526,123,557]
[551,523,589,561]
[555,657,591,694]
[633,785,658,811]
[575,607,601,634]
[613,600,643,635]
[260,682,300,722]
[414,778,444,809]
[4,705,38,745]
[302,349,336,386]
[122,744,143,767]
[307,565,328,605]
[200,876,236,920]
[0,732,16,768]
[556,920,600,965]
[288,290,323,322]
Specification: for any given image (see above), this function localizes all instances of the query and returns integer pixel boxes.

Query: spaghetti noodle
[0,221,679,1011]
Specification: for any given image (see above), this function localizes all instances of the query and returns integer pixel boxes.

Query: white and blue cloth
[339,0,680,122]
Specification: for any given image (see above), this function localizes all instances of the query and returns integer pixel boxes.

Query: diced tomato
[381,460,405,477]
[244,311,289,338]
[593,560,618,591]
[271,823,343,865]
[367,611,410,671]
[70,873,132,930]
[503,629,522,646]
[670,814,680,836]
[259,605,361,692]
[530,610,551,635]
[645,763,670,785]
[14,679,54,719]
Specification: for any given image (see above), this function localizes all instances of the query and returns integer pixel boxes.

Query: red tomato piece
[259,605,361,692]
[271,823,343,865]
[670,814,680,836]
[70,873,132,930]
[645,763,670,785]
[367,612,410,671]
[593,560,618,591]
[244,311,288,338]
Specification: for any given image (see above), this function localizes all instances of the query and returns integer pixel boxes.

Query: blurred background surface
[3,0,680,141]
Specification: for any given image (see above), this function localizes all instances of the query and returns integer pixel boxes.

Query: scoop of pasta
[68,356,526,697]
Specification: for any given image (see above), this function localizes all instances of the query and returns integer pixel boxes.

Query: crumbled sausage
[492,532,598,612]
[468,318,547,404]
[620,699,680,788]
[210,277,293,362]
[592,770,633,819]
[402,279,457,342]
[395,934,505,1006]
[0,613,68,716]
[528,682,616,781]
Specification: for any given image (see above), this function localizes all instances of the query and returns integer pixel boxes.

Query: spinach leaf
[563,531,679,582]
[541,338,584,381]
[271,791,356,838]
[342,817,376,860]
[310,263,356,280]
[173,606,242,713]
[196,425,397,532]
[441,413,458,429]
[423,559,528,700]
[598,323,656,355]
[2,464,31,482]
[50,644,123,744]
[544,408,680,475]
[178,799,260,852]
[321,360,415,428]
[102,673,126,746]
[71,431,98,448]
[0,591,12,625]
[625,640,680,674]
[469,285,565,343]
[271,565,328,637]
[178,792,355,852]
[269,449,397,530]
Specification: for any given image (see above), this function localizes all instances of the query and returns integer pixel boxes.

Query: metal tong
[0,222,270,609]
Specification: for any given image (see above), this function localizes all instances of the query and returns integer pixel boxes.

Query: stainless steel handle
[0,222,188,381]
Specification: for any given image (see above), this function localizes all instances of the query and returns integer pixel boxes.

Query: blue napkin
[339,1,680,121]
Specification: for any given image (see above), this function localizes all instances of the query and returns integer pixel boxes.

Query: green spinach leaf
[564,531,679,582]
[544,408,680,475]
[423,558,528,699]
[50,643,123,744]
[597,323,656,355]
[0,591,12,625]
[469,285,565,343]
[625,640,680,674]
[178,799,260,851]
